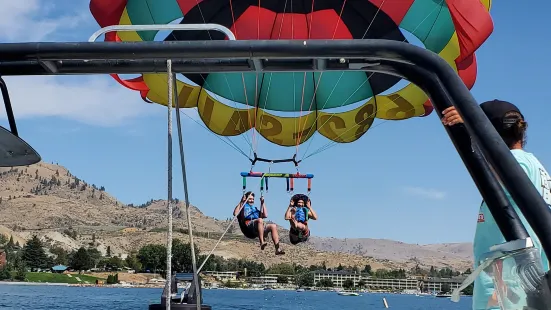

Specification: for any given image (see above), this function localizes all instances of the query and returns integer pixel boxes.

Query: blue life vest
[295,207,308,223]
[243,203,260,220]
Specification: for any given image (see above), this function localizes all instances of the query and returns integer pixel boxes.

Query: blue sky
[0,1,547,245]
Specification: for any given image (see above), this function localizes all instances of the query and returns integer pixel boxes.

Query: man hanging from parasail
[285,194,318,244]
[233,191,285,255]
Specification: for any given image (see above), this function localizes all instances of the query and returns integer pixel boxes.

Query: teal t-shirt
[473,149,551,309]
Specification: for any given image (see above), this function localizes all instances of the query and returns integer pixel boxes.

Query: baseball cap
[479,99,524,131]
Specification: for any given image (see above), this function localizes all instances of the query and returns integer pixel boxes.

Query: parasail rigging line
[255,0,291,158]
[178,110,250,160]
[294,0,348,152]
[188,0,255,156]
[299,0,446,161]
[227,0,257,154]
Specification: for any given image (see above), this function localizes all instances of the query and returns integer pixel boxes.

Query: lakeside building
[203,271,238,282]
[313,270,465,291]
[249,275,278,286]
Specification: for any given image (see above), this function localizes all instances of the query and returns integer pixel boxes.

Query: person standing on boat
[234,191,285,255]
[285,194,318,244]
[442,100,551,310]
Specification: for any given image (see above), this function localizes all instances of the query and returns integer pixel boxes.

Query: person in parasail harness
[233,191,285,255]
[285,194,318,244]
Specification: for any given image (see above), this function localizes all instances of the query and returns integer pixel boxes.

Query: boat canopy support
[0,35,549,285]
[0,77,41,167]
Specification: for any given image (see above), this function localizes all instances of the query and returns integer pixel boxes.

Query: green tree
[297,273,314,287]
[12,254,26,281]
[87,248,102,267]
[109,256,124,270]
[50,246,69,265]
[438,267,454,278]
[198,254,218,272]
[106,274,116,284]
[138,244,166,273]
[6,236,14,249]
[441,283,451,294]
[317,278,334,288]
[429,266,437,277]
[172,239,200,272]
[0,234,7,248]
[125,253,142,272]
[0,266,12,280]
[267,263,295,275]
[106,246,111,257]
[22,235,48,271]
[374,269,389,278]
[362,264,372,275]
[342,279,355,289]
[70,247,93,272]
[357,279,366,289]
[276,275,288,284]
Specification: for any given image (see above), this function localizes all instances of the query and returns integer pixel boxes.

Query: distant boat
[263,287,273,290]
[435,294,452,298]
[296,288,305,292]
[338,291,360,296]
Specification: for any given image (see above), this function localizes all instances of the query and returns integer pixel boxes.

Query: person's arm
[259,196,267,218]
[285,199,294,220]
[233,195,246,216]
[306,199,318,220]
[285,207,293,220]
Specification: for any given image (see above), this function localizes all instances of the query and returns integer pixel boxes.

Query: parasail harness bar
[2,28,551,305]
[249,153,301,167]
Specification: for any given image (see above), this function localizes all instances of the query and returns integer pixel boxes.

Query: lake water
[0,285,472,309]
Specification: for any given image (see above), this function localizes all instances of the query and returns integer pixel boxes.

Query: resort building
[314,270,362,288]
[203,271,238,282]
[248,275,278,286]
[313,270,465,291]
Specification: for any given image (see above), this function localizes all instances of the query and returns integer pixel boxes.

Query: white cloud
[403,186,447,200]
[0,0,210,128]
[0,0,154,126]
[1,76,154,126]
[0,0,88,42]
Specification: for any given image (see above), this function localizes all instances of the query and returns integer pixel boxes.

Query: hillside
[0,162,473,271]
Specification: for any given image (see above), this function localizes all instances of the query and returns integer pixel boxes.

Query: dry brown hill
[0,162,472,270]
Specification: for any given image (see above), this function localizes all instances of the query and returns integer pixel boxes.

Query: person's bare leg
[293,221,307,231]
[257,219,267,249]
[268,224,285,255]
[289,219,298,230]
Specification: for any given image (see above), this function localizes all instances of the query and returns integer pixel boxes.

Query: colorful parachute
[90,0,493,147]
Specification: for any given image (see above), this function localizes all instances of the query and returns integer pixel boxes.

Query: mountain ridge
[0,162,473,271]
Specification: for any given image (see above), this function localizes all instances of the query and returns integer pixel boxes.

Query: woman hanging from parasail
[285,194,318,244]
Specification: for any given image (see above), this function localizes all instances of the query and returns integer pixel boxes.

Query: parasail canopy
[90,0,493,148]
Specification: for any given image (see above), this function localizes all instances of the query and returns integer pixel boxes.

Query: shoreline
[0,281,413,294]
[0,281,71,286]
